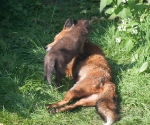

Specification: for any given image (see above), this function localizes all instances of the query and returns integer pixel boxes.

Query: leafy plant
[100,0,149,50]
[99,0,149,72]
[100,0,149,19]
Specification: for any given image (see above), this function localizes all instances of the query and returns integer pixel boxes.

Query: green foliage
[139,62,148,73]
[100,0,149,17]
[0,0,150,124]
[0,0,43,28]
[99,0,112,12]
[99,0,150,72]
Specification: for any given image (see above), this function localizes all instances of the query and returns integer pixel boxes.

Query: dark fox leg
[96,82,120,125]
[54,61,66,87]
[55,69,65,88]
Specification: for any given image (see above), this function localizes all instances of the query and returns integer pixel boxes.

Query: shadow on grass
[0,46,55,118]
[107,57,136,118]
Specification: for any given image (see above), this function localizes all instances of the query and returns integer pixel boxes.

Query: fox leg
[55,71,64,88]
[46,89,79,109]
[56,94,99,112]
[54,60,67,87]
[46,78,103,108]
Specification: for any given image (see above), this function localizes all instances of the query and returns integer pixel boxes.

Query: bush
[99,0,149,52]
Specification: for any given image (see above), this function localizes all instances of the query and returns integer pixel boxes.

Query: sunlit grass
[0,1,150,125]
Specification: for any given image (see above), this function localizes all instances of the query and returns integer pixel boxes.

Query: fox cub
[44,19,90,87]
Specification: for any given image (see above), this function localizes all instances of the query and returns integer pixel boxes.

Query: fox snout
[44,46,47,50]
[45,45,51,51]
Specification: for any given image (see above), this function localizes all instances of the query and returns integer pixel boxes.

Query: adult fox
[45,19,120,125]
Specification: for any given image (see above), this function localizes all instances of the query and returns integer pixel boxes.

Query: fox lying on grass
[45,19,120,125]
[44,19,90,87]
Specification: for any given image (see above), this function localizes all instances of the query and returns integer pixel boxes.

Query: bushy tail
[44,54,55,84]
[96,82,120,125]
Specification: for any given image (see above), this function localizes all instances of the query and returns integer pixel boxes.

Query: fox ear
[72,19,78,25]
[63,18,72,29]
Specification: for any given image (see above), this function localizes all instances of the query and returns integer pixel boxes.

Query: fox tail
[96,82,120,125]
[44,54,55,85]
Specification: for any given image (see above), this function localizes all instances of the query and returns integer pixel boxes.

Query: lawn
[0,1,150,125]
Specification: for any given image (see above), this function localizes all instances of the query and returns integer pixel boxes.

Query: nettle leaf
[139,62,148,73]
[132,3,149,12]
[117,7,132,19]
[109,13,118,19]
[125,39,134,53]
[117,0,123,6]
[80,10,87,14]
[126,27,132,33]
[127,0,135,5]
[129,21,139,26]
[105,8,114,14]
[100,0,113,12]
[131,53,138,63]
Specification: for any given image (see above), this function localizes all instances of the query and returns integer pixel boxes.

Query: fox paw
[50,108,58,114]
[45,104,52,109]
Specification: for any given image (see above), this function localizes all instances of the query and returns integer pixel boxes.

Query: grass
[0,1,150,125]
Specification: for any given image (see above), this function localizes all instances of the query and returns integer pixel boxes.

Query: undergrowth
[0,1,150,125]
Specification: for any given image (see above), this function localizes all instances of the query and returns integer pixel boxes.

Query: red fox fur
[45,19,120,125]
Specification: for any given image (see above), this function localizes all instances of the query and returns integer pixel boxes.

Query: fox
[44,19,90,87]
[45,19,74,52]
[45,19,120,125]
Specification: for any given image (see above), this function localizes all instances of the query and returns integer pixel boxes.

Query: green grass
[0,1,150,125]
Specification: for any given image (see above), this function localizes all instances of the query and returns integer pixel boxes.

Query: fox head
[45,18,94,51]
[45,19,73,51]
